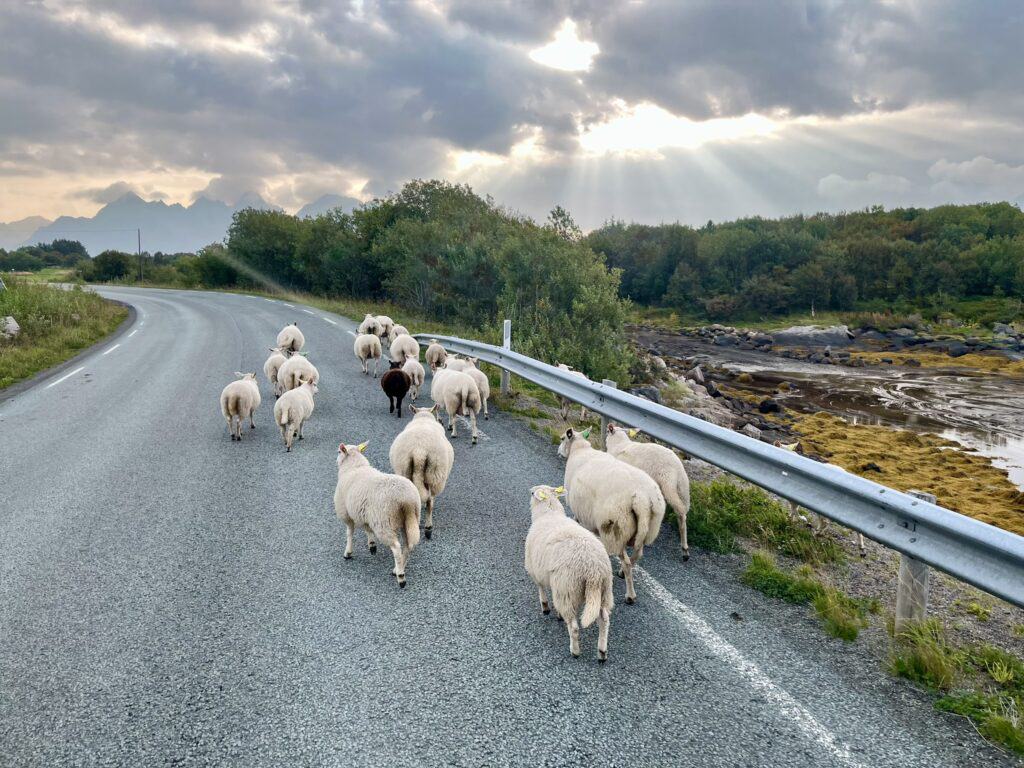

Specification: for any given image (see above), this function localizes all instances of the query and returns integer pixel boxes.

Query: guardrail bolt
[598,379,617,450]
[500,319,511,396]
[894,490,935,633]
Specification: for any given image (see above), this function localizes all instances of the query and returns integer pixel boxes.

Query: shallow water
[636,330,1024,489]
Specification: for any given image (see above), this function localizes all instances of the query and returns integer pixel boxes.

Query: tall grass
[0,280,127,389]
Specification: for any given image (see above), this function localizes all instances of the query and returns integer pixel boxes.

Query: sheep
[389,324,409,343]
[358,313,382,337]
[389,333,420,365]
[775,442,866,556]
[353,333,383,377]
[403,358,425,400]
[381,360,412,418]
[263,346,290,398]
[277,354,320,392]
[557,427,665,604]
[606,424,692,560]
[431,365,481,443]
[556,363,588,422]
[425,339,447,372]
[273,376,318,451]
[448,356,490,420]
[389,404,454,540]
[375,314,395,340]
[334,441,421,587]
[525,485,613,661]
[276,323,305,355]
[220,372,261,441]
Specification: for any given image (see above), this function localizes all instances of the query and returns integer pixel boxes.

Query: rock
[859,461,883,473]
[881,357,894,364]
[823,345,832,357]
[772,324,854,347]
[630,386,662,404]
[751,333,773,346]
[947,342,969,358]
[758,398,782,414]
[713,334,738,346]
[741,423,762,439]
[904,358,921,367]
[705,381,722,398]
[650,355,667,371]
[1,316,19,340]
[685,365,705,385]
[993,322,1016,336]
[891,327,916,338]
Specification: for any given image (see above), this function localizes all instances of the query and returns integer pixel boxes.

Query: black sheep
[381,360,412,418]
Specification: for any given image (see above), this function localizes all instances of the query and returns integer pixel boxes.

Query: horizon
[1,2,1022,230]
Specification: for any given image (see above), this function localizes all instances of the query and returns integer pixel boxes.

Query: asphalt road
[0,286,1014,767]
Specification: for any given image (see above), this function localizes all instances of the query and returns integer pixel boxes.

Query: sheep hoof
[682,549,690,561]
[369,544,377,554]
[859,550,866,558]
[398,578,406,588]
[616,569,625,580]
[286,447,291,452]
[598,651,608,663]
[570,649,581,658]
[625,596,636,605]
[556,615,563,622]
[424,527,432,540]
[344,553,352,560]
[542,606,550,615]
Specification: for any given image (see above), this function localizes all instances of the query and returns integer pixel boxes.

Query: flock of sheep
[218,311,691,662]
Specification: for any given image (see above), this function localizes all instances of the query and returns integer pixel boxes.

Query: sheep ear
[607,423,616,433]
[431,403,440,413]
[234,371,244,378]
[357,442,368,453]
[338,443,347,454]
[581,428,592,440]
[554,486,566,496]
[628,428,640,438]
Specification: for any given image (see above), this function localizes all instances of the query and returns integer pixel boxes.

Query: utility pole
[138,228,143,283]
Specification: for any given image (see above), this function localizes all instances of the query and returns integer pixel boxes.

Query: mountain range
[2,192,360,255]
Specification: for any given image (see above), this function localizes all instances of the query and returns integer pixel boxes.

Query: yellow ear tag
[537,491,547,500]
[628,428,640,438]
[357,442,368,453]
[554,486,565,496]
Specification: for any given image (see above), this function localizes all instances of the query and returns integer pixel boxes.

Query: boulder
[903,358,921,367]
[947,342,969,358]
[650,355,667,371]
[713,334,738,346]
[741,423,762,440]
[758,398,782,414]
[1,316,19,340]
[891,327,916,338]
[629,386,662,405]
[772,325,855,347]
[684,365,705,385]
[993,322,1016,336]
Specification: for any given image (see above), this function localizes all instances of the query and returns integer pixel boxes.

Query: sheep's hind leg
[620,550,636,604]
[566,616,581,657]
[389,541,406,588]
[537,585,550,615]
[249,409,256,430]
[365,526,377,554]
[343,521,355,560]
[470,411,478,445]
[597,608,610,662]
[424,496,434,540]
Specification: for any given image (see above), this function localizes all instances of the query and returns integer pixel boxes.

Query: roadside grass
[0,279,127,389]
[689,478,842,565]
[10,267,76,284]
[741,551,876,641]
[891,619,1024,754]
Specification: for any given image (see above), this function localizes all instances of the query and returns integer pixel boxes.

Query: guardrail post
[500,319,511,396]
[895,490,934,633]
[598,379,617,449]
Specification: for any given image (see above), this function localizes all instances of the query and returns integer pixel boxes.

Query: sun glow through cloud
[529,19,599,72]
[579,102,781,155]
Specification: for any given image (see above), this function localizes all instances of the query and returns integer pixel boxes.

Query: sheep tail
[402,500,420,552]
[453,390,465,417]
[632,492,652,559]
[277,403,290,426]
[408,453,429,505]
[581,578,603,628]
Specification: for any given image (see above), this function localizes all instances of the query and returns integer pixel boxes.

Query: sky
[1,0,1023,229]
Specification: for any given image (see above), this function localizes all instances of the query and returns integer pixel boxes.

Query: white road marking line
[637,568,863,768]
[101,344,121,356]
[45,367,84,389]
[139,321,145,327]
[322,317,337,325]
[264,298,276,303]
[303,309,316,315]
[128,329,138,338]
[283,303,295,308]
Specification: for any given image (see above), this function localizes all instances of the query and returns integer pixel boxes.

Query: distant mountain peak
[296,193,361,218]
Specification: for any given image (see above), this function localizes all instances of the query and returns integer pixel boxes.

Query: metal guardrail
[415,332,1024,610]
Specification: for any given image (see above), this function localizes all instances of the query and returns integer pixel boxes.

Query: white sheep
[402,358,425,400]
[276,323,305,355]
[263,346,290,398]
[431,366,481,443]
[425,339,447,372]
[389,404,454,540]
[558,428,665,604]
[353,333,383,377]
[273,376,318,451]
[277,354,320,392]
[556,363,588,422]
[358,313,382,337]
[375,315,395,340]
[389,333,420,365]
[450,356,490,420]
[389,324,409,343]
[606,424,692,560]
[220,372,261,441]
[334,442,421,587]
[526,485,613,661]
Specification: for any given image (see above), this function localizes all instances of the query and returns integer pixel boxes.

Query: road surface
[0,286,1012,767]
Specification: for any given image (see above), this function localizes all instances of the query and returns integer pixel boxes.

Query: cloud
[73,180,145,203]
[817,172,913,207]
[928,157,1024,195]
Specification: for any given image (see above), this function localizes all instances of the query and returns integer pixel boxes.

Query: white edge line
[128,329,138,338]
[322,317,337,325]
[45,366,85,389]
[101,343,121,356]
[264,298,275,303]
[637,568,863,768]
[302,309,316,315]
[283,303,295,308]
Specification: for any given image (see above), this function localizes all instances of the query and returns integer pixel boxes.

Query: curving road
[0,286,1013,767]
